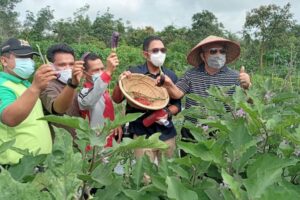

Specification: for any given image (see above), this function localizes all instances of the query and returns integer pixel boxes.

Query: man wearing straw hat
[112,36,181,162]
[159,35,251,151]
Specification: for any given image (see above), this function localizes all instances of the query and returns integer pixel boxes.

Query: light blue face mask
[14,58,35,79]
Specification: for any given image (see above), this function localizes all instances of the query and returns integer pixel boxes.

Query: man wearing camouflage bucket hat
[158,35,251,155]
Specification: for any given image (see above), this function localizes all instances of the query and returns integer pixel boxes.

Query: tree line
[1,1,300,75]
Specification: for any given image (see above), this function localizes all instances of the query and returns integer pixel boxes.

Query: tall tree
[21,6,54,40]
[188,10,224,46]
[159,25,189,46]
[91,8,125,47]
[0,0,21,41]
[125,26,155,47]
[72,4,92,44]
[243,3,295,70]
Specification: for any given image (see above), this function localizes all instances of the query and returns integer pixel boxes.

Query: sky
[15,0,300,34]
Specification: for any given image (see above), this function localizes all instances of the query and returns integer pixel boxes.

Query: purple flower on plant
[235,108,246,118]
[202,125,209,132]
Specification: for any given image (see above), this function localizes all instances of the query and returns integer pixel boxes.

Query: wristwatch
[67,78,78,89]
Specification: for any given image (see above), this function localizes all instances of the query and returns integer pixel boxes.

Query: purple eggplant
[111,32,120,51]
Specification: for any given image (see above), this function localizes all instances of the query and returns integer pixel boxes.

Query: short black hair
[46,43,75,63]
[83,52,102,71]
[142,36,163,51]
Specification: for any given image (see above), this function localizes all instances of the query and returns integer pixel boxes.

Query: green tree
[159,25,189,46]
[72,4,92,44]
[243,3,295,70]
[21,6,54,41]
[0,0,21,41]
[188,10,224,46]
[125,26,155,48]
[91,8,125,47]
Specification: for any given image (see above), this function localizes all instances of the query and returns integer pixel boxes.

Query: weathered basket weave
[119,73,169,110]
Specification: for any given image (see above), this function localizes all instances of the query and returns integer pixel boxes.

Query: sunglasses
[208,48,226,55]
[148,48,167,54]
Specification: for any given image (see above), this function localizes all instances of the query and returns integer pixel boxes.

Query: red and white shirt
[78,72,114,128]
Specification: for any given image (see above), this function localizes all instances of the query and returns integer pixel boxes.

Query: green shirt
[0,72,30,117]
[0,72,52,164]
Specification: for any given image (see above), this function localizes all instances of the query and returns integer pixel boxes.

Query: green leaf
[232,146,257,173]
[111,112,144,129]
[169,164,189,180]
[151,175,168,192]
[183,121,205,142]
[32,128,83,199]
[91,162,114,185]
[221,169,244,200]
[111,133,168,153]
[132,156,144,189]
[0,139,15,155]
[39,114,89,132]
[244,154,298,199]
[260,180,300,200]
[166,176,198,200]
[8,154,46,182]
[177,141,222,164]
[271,92,298,104]
[123,189,160,200]
[95,177,123,200]
[0,170,52,200]
[227,118,256,156]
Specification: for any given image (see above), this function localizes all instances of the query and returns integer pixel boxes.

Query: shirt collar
[141,62,165,76]
[0,72,31,87]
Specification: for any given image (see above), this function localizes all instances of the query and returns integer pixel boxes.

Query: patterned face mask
[207,54,226,69]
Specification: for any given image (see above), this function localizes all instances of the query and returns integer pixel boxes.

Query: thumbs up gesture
[239,66,251,89]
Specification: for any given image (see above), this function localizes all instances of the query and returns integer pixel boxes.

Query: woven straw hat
[187,35,240,67]
[119,73,169,110]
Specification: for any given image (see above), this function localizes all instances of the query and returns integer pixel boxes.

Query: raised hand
[156,74,174,88]
[72,60,84,85]
[106,52,119,76]
[32,64,58,92]
[239,66,251,89]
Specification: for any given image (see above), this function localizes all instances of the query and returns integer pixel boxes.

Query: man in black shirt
[112,36,181,162]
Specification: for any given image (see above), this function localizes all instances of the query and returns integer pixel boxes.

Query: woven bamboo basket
[119,73,169,110]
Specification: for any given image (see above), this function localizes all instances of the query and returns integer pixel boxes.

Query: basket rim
[118,73,170,110]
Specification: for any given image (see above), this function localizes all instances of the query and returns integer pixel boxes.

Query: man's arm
[52,61,84,114]
[157,75,185,99]
[112,70,132,104]
[1,65,57,126]
[78,72,111,109]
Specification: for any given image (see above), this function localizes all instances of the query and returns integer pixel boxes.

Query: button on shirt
[126,63,181,141]
[176,64,239,124]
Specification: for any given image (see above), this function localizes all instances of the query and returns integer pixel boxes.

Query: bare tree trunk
[259,43,264,72]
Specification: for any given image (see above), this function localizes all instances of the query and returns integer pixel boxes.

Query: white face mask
[91,72,100,83]
[150,52,166,67]
[57,68,72,84]
[207,54,226,69]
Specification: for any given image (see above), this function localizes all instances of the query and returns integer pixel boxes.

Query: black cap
[0,38,39,56]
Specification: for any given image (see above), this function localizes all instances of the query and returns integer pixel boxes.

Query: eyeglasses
[148,48,167,54]
[208,48,226,55]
